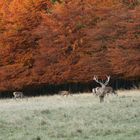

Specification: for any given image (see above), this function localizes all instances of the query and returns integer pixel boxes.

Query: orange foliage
[0,0,140,91]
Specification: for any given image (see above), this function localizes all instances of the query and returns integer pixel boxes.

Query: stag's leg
[99,95,104,103]
[93,91,98,96]
[14,96,19,101]
[13,95,17,100]
[21,94,25,99]
[95,92,99,96]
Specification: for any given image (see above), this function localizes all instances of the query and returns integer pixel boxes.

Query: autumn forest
[0,0,140,95]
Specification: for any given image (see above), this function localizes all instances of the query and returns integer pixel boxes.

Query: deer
[59,90,72,96]
[93,75,117,102]
[92,86,117,96]
[13,91,24,99]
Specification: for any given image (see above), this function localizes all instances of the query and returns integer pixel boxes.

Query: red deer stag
[93,75,117,102]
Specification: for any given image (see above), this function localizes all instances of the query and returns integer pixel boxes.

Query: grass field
[0,90,140,140]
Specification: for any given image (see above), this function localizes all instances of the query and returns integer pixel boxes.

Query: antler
[104,75,110,86]
[93,75,104,87]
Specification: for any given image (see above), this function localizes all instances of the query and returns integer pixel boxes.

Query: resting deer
[93,75,117,102]
[59,91,72,96]
[13,91,24,99]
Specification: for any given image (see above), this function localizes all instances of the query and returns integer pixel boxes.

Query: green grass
[0,90,140,140]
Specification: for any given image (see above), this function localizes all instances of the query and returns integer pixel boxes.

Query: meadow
[0,90,140,140]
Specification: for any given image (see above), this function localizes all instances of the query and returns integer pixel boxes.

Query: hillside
[0,0,140,92]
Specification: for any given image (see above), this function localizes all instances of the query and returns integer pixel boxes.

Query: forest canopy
[0,0,140,91]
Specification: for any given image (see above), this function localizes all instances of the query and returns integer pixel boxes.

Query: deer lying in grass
[59,91,72,96]
[93,75,117,102]
[13,92,24,99]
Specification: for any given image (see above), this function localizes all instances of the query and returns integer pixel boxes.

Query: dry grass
[0,89,140,140]
[117,89,140,96]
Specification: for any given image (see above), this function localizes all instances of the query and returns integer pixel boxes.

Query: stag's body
[13,92,24,99]
[93,75,117,102]
[103,86,117,95]
[59,91,72,96]
[93,86,117,96]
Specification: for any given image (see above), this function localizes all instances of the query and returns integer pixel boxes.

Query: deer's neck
[101,85,106,89]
